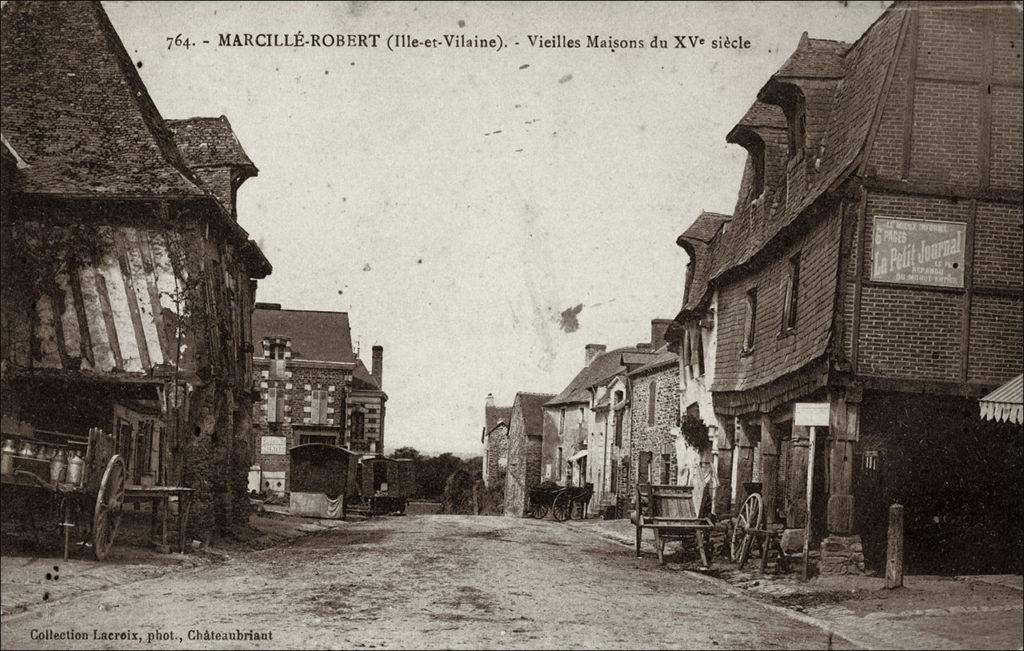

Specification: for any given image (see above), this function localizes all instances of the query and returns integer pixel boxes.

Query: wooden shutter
[318,390,329,424]
[266,387,277,422]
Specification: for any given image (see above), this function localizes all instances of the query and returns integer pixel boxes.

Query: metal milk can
[67,450,85,486]
[1,439,16,475]
[49,449,67,483]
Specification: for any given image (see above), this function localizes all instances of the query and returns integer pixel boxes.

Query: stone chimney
[651,319,673,350]
[636,343,654,352]
[371,345,383,388]
[585,344,607,367]
[486,393,495,408]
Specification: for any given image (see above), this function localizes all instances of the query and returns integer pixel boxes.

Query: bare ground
[0,515,837,650]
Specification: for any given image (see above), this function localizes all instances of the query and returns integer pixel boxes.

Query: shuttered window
[648,381,657,425]
[266,387,278,422]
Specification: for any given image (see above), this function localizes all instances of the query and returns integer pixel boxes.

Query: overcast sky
[105,1,887,456]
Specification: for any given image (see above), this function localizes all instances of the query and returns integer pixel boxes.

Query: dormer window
[751,142,766,198]
[787,95,807,159]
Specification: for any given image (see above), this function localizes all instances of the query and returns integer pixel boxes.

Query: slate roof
[0,1,207,197]
[676,4,906,324]
[252,308,355,365]
[514,393,556,437]
[774,36,850,79]
[629,345,678,377]
[484,405,512,434]
[546,347,660,406]
[352,358,381,391]
[166,117,257,173]
[731,101,788,132]
[677,212,732,313]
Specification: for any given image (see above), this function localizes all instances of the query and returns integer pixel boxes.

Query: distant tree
[393,446,421,460]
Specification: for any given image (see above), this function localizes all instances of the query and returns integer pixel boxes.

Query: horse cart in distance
[527,482,594,521]
[1,426,126,560]
[288,444,360,519]
[358,456,415,515]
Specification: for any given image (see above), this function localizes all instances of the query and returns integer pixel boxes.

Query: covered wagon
[287,444,360,519]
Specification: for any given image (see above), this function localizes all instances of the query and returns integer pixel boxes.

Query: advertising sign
[260,436,287,455]
[794,402,830,427]
[870,216,966,288]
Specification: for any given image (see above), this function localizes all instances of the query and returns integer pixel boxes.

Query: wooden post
[802,426,817,581]
[886,503,904,589]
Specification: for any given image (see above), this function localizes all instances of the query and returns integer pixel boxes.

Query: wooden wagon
[287,444,360,519]
[358,456,415,515]
[632,484,718,566]
[2,427,126,560]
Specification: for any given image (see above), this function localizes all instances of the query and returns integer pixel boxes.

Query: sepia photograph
[0,1,1022,649]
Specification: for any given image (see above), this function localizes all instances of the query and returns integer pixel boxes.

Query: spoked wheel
[93,455,126,560]
[730,493,763,565]
[552,491,572,522]
[531,503,549,519]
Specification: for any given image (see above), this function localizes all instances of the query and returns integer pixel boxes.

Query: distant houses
[251,304,386,494]
[480,1,1023,577]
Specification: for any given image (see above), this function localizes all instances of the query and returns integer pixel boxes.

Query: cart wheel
[730,493,763,563]
[93,455,126,561]
[552,492,571,522]
[531,503,549,519]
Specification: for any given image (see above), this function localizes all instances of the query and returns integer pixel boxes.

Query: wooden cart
[729,492,791,573]
[552,482,594,522]
[1,427,126,560]
[633,484,717,566]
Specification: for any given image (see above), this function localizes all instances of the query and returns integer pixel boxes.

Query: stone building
[481,394,512,488]
[0,0,272,540]
[542,324,667,511]
[669,211,734,516]
[626,348,680,494]
[250,304,386,493]
[503,392,555,518]
[670,1,1022,574]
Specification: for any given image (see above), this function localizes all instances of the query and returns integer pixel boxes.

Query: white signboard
[793,402,830,427]
[871,216,966,288]
[260,436,287,455]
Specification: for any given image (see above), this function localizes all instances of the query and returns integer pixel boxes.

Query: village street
[1,515,838,650]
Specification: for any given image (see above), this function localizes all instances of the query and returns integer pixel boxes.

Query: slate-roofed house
[542,326,666,512]
[503,392,556,518]
[481,394,512,488]
[670,1,1023,575]
[250,304,386,493]
[0,0,272,540]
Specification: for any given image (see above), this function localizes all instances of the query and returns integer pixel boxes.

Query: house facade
[0,0,272,539]
[481,394,512,488]
[670,1,1023,574]
[250,304,385,493]
[503,392,555,517]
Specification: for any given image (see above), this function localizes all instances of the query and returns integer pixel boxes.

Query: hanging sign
[870,216,966,288]
[794,402,830,427]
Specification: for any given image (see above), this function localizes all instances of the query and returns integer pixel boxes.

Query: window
[694,327,705,377]
[661,454,673,485]
[639,451,653,485]
[782,253,801,332]
[614,411,623,447]
[743,288,758,352]
[559,408,566,435]
[787,95,807,158]
[751,142,766,197]
[647,381,657,425]
[557,446,563,471]
[350,411,365,440]
[266,387,283,423]
[609,458,618,492]
[309,389,329,425]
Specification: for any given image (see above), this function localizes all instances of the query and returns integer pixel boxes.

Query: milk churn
[67,450,85,486]
[49,449,68,482]
[1,439,16,475]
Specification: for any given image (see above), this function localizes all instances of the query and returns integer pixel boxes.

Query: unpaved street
[0,515,834,649]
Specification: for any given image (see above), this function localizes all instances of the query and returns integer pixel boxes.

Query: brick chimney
[371,345,383,388]
[585,344,607,367]
[651,319,673,350]
[486,393,495,408]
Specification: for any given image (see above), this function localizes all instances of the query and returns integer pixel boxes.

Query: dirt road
[1,515,837,649]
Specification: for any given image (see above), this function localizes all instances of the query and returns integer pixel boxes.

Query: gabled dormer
[726,102,788,206]
[758,33,848,180]
[167,116,259,219]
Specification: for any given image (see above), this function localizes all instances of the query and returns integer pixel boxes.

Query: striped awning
[979,374,1023,425]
